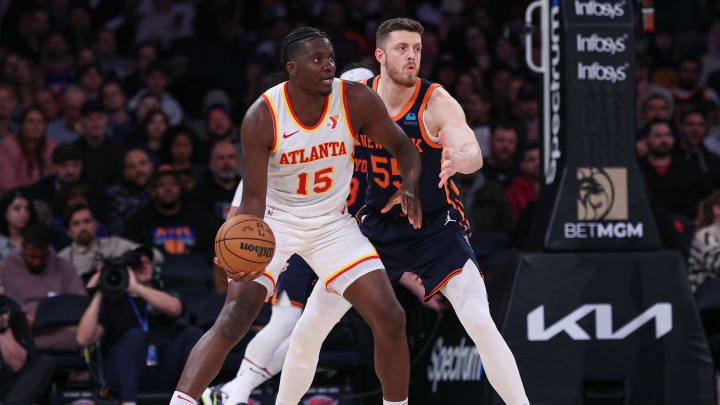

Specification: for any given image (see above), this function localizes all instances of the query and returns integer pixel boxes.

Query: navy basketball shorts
[271,254,318,309]
[357,206,478,301]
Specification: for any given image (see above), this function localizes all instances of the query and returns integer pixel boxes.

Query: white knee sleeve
[441,260,530,405]
[276,283,352,405]
[244,299,302,368]
[223,300,303,404]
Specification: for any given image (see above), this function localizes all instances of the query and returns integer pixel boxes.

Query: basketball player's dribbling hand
[438,130,457,188]
[381,180,422,229]
[213,257,264,282]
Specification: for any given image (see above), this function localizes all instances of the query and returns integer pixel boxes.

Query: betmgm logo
[564,167,643,239]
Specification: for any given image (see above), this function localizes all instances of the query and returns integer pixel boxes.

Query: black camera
[97,248,148,298]
[98,257,129,297]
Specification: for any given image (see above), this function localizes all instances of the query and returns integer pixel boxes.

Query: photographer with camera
[76,247,202,405]
[0,294,56,405]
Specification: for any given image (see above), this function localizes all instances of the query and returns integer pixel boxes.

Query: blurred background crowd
[1,0,720,403]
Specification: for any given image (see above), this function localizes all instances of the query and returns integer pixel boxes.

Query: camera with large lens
[98,247,150,299]
[98,257,129,298]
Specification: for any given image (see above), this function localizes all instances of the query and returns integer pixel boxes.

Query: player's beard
[387,62,417,87]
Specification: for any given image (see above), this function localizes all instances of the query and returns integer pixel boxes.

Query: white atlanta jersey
[260,78,355,218]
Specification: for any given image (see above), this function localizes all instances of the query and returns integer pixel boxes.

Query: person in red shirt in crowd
[505,142,540,223]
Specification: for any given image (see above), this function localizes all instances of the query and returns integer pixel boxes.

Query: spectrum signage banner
[530,0,660,250]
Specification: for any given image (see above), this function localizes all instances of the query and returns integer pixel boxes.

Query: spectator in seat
[75,63,103,101]
[132,93,162,128]
[58,204,162,279]
[638,118,713,220]
[505,142,540,223]
[35,89,60,122]
[0,83,19,140]
[95,30,128,79]
[121,42,159,99]
[107,149,155,235]
[689,191,720,291]
[73,100,125,185]
[24,143,108,218]
[672,55,720,112]
[0,190,37,260]
[47,85,85,144]
[76,247,202,404]
[197,93,242,170]
[483,122,521,189]
[463,92,491,160]
[102,79,135,147]
[135,109,169,165]
[0,106,56,195]
[123,169,220,261]
[191,142,240,221]
[0,223,86,351]
[675,108,720,187]
[127,62,183,126]
[0,294,56,405]
[636,92,677,158]
[159,127,204,191]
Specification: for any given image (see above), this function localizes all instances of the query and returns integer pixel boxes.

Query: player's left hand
[438,130,458,188]
[382,182,422,229]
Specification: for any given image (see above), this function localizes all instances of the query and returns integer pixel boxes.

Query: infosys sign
[564,168,644,239]
[574,0,626,19]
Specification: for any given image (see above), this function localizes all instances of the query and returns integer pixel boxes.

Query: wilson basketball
[215,215,276,276]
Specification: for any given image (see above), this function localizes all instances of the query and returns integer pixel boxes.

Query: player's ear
[375,48,384,65]
[286,61,296,78]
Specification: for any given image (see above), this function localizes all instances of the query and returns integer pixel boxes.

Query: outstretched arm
[345,81,423,228]
[425,87,483,187]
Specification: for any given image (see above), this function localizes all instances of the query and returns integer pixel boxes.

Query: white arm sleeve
[231,180,243,207]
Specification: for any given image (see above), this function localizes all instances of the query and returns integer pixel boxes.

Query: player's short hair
[376,18,424,49]
[280,27,329,68]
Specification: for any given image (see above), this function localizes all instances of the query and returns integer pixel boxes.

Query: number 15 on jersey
[297,167,334,195]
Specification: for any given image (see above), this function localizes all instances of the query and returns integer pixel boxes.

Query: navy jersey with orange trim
[358,76,466,226]
[347,139,368,216]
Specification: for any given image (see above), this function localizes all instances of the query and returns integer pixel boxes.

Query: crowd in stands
[0,0,720,403]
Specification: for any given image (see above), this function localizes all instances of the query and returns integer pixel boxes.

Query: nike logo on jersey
[444,211,457,226]
[283,130,300,138]
[360,214,368,223]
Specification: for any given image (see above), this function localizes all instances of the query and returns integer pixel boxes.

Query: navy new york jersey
[358,76,467,228]
[347,138,368,217]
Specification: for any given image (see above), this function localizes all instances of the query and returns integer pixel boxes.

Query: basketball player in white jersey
[169,27,422,405]
[200,66,377,405]
[274,19,530,405]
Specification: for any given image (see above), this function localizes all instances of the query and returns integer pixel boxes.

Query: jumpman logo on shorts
[444,211,457,226]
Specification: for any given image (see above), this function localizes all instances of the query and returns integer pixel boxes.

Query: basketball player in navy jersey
[275,19,530,405]
[169,28,422,405]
